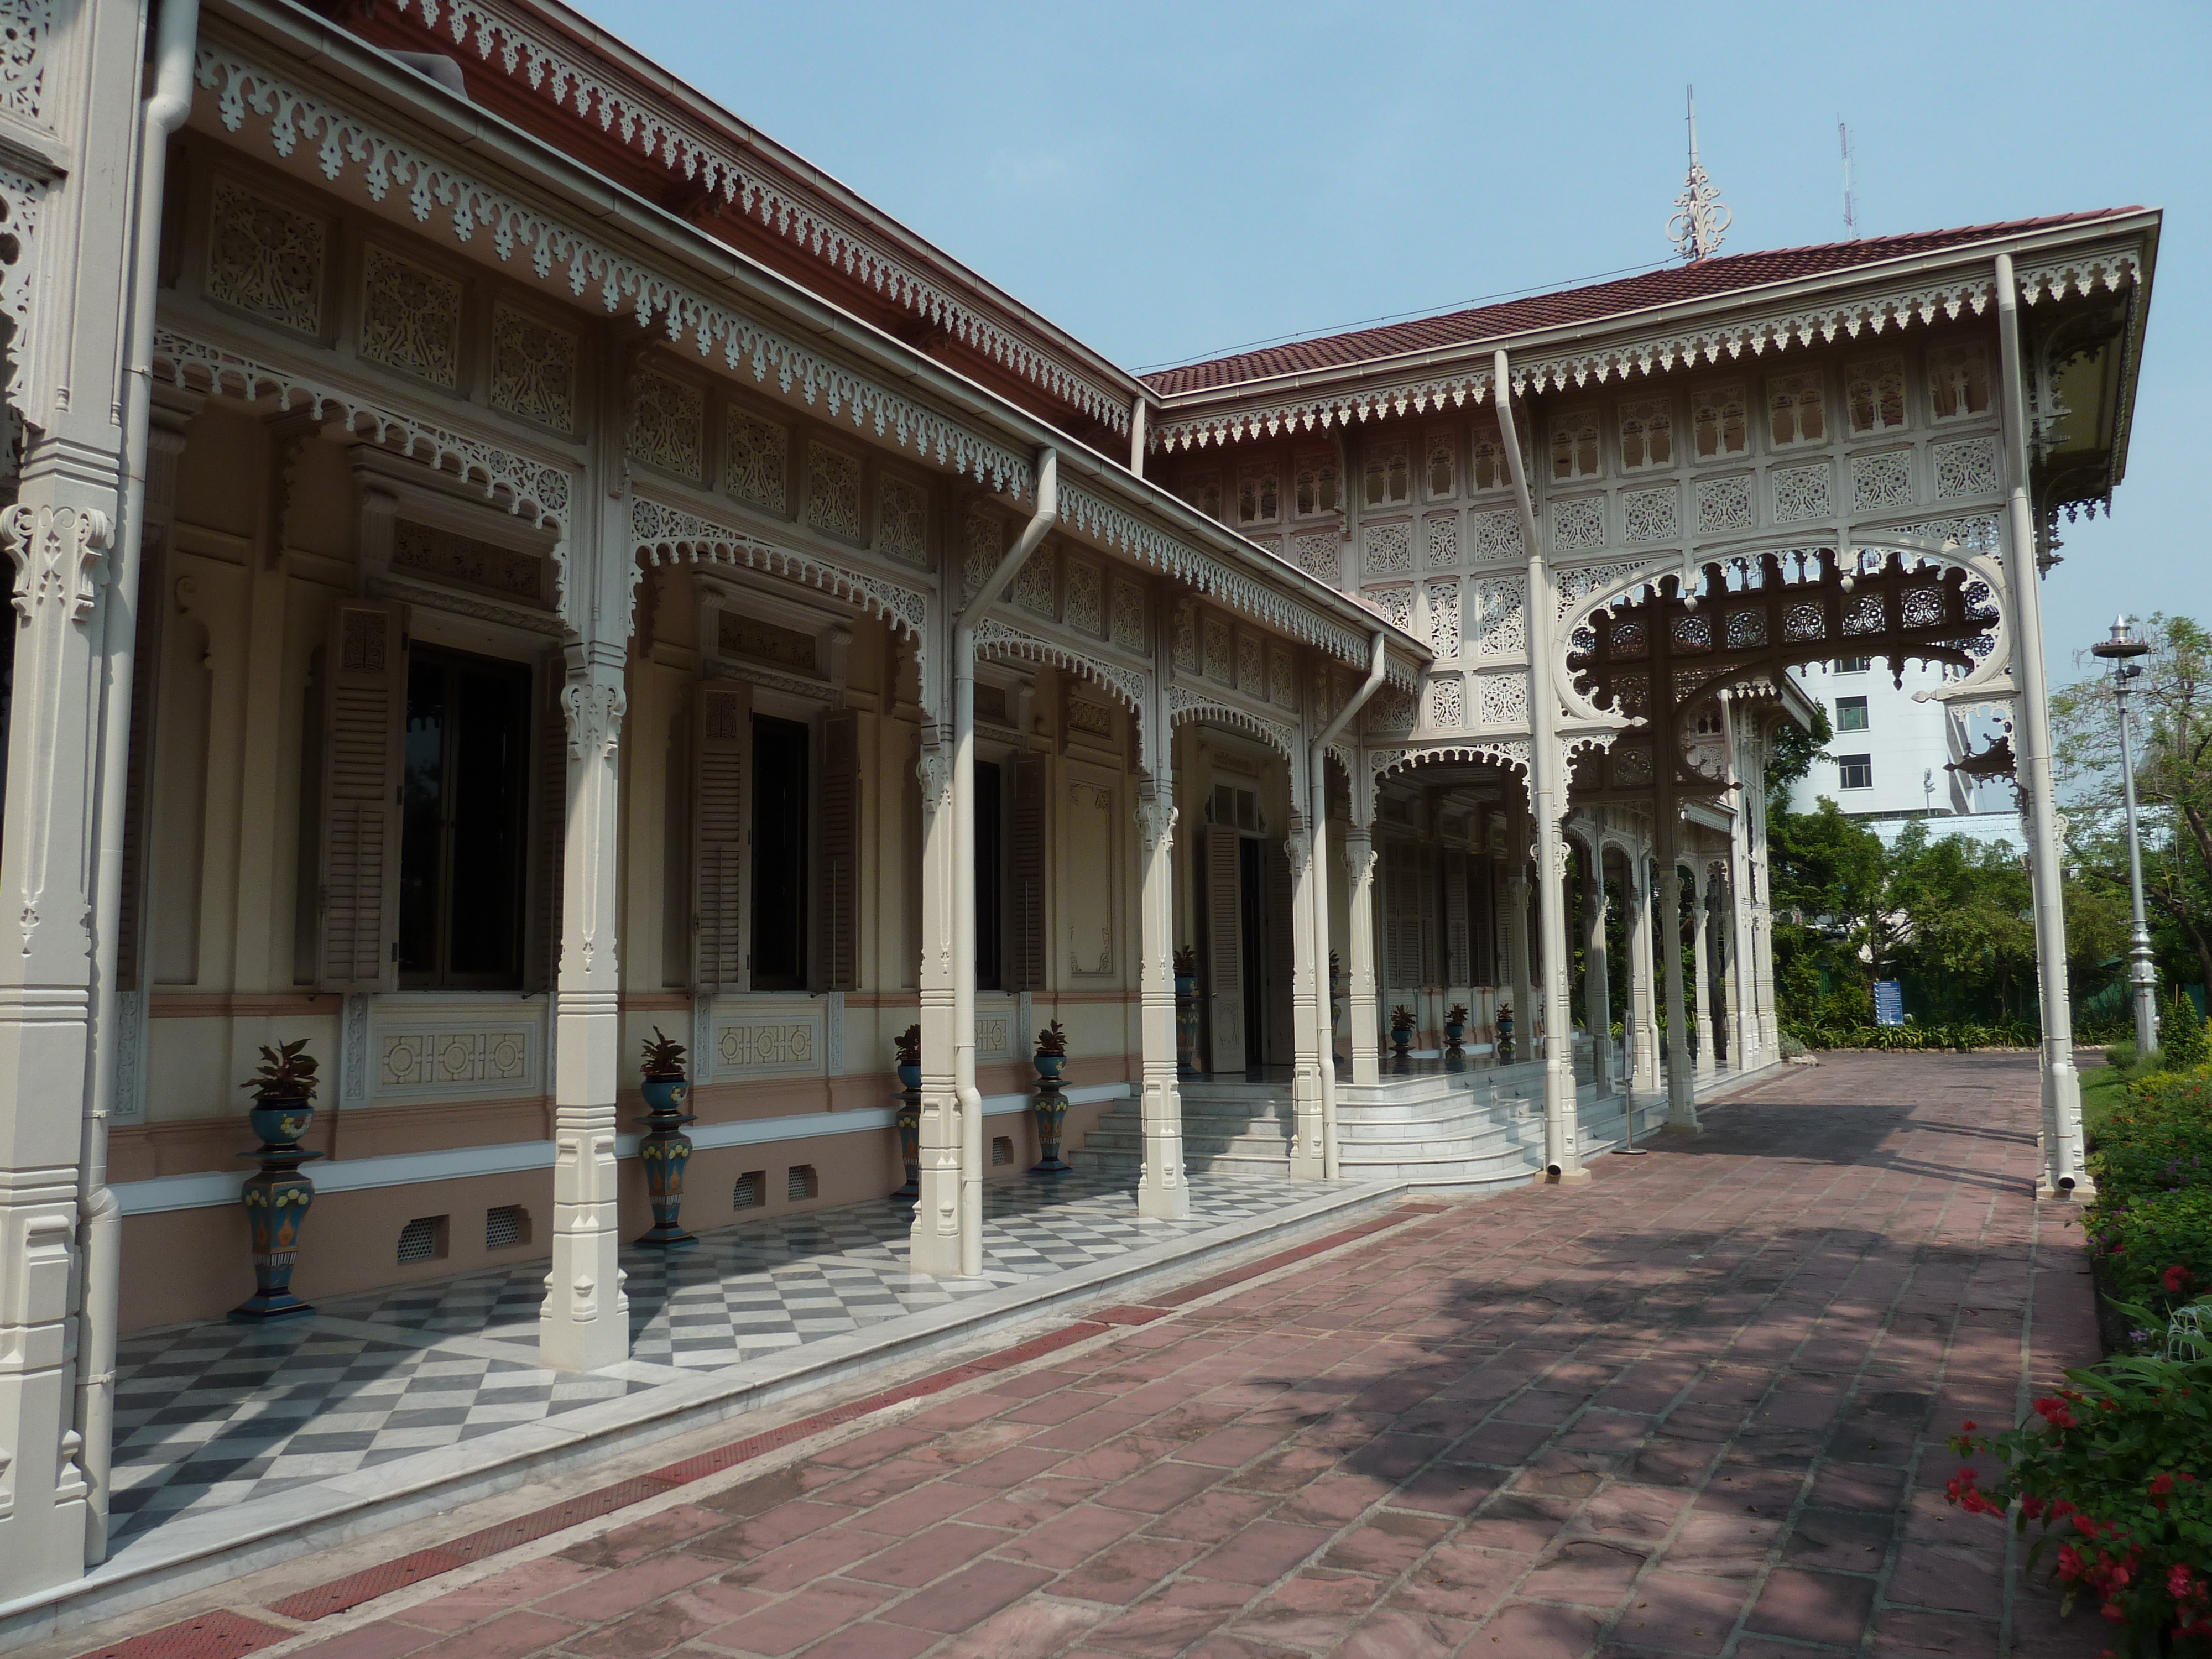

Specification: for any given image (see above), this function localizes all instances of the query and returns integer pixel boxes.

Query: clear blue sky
[580,0,2204,692]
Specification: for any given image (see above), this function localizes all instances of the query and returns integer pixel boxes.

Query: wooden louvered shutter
[114,540,165,993]
[315,599,407,992]
[692,681,752,994]
[524,651,567,995]
[1472,854,1495,985]
[1444,853,1469,988]
[815,711,860,992]
[1008,757,1047,992]
[1385,841,1421,992]
[1204,823,1245,1073]
[1263,837,1293,1065]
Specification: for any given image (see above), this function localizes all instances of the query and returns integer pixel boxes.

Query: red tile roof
[1141,211,2141,397]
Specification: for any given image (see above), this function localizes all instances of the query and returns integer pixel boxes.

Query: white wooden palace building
[0,0,2156,1605]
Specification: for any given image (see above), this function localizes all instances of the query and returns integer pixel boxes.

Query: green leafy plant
[1445,1004,1470,1026]
[1945,1356,2212,1652]
[2166,998,2212,1072]
[2085,1191,2212,1343]
[1173,947,1198,977]
[895,1024,921,1068]
[1034,1020,1068,1057]
[1390,1005,1416,1032]
[639,1026,687,1079]
[242,1039,317,1101]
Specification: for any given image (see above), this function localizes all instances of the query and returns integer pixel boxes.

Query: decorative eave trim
[195,41,1034,499]
[1166,684,1299,766]
[153,326,576,530]
[972,618,1156,774]
[1149,243,2145,452]
[388,0,1130,434]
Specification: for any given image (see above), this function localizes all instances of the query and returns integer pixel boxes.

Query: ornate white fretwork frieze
[154,329,572,530]
[1369,739,1534,811]
[195,44,1032,498]
[632,493,928,662]
[1056,482,1385,681]
[971,616,1154,770]
[387,0,1128,435]
[1165,682,1298,765]
[1150,241,2143,450]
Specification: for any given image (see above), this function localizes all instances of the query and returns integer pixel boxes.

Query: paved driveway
[81,1053,2103,1659]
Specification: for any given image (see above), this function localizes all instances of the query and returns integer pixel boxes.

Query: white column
[1135,786,1187,1218]
[541,642,630,1371]
[1287,816,1326,1180]
[1628,853,1661,1094]
[1721,873,1744,1071]
[1344,826,1381,1086]
[910,743,966,1274]
[1660,847,1700,1133]
[1995,253,2088,1198]
[1505,869,1533,1062]
[1690,862,1717,1081]
[1579,831,1613,1094]
[1726,801,1756,1070]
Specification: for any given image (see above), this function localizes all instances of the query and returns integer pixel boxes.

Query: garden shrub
[2166,1000,2212,1072]
[2093,1078,2212,1202]
[2085,1190,2212,1339]
[1779,1020,2041,1053]
[1947,1356,2212,1653]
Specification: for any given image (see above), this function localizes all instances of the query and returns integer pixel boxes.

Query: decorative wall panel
[1425,514,1460,569]
[206,178,325,335]
[1552,497,1604,552]
[1109,580,1147,655]
[629,370,705,479]
[1471,576,1525,658]
[877,474,928,566]
[1851,450,1916,512]
[713,1003,826,1078]
[1693,475,1755,535]
[1772,464,1832,523]
[1471,509,1524,562]
[377,1016,539,1098]
[1364,521,1411,576]
[489,304,576,431]
[1622,487,1678,543]
[359,245,462,388]
[724,410,789,514]
[805,442,863,541]
[1065,556,1104,636]
[1064,783,1115,977]
[1933,437,1999,500]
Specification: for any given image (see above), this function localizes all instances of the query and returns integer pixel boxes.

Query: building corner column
[1579,831,1613,1094]
[1627,853,1660,1094]
[1659,843,1700,1134]
[1689,863,1716,1081]
[1344,827,1380,1087]
[540,637,630,1374]
[1287,815,1326,1181]
[1135,786,1187,1218]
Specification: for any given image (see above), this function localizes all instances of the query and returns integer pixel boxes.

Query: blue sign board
[1873,980,1905,1027]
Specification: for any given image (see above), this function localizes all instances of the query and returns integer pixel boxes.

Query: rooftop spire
[1667,85,1731,262]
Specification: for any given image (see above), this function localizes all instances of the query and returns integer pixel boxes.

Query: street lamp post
[2091,615,2157,1057]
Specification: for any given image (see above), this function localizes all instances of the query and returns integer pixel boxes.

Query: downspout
[1994,253,2085,1193]
[1492,349,1582,1181]
[953,447,1057,1275]
[79,0,201,1565]
[1128,398,1147,478]
[1309,631,1387,1179]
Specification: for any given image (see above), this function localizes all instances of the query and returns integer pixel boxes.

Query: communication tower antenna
[1839,117,1857,238]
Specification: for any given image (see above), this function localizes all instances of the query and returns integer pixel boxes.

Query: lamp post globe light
[2090,614,2158,1057]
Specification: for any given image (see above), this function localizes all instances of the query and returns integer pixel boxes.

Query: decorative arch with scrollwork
[973,617,1159,776]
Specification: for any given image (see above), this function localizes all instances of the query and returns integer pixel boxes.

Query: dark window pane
[975,760,1003,990]
[752,714,809,989]
[398,658,446,975]
[447,660,530,977]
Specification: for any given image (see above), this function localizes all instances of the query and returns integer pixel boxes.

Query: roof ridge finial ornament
[1667,85,1731,263]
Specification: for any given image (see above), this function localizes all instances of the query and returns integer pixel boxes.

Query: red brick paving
[93,1054,2110,1658]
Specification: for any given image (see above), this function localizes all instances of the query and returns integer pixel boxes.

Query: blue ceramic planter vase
[635,1075,696,1248]
[232,1095,321,1322]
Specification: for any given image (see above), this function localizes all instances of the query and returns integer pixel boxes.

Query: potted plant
[232,1040,323,1322]
[634,1027,697,1248]
[1173,949,1200,1079]
[1444,1003,1469,1050]
[1496,1002,1516,1063]
[1390,1005,1417,1057]
[893,1024,922,1200]
[1032,1021,1071,1174]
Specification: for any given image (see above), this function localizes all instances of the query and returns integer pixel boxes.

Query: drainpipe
[77,0,201,1565]
[1492,349,1584,1183]
[1128,399,1147,478]
[953,447,1057,1275]
[1309,630,1387,1178]
[1994,253,2086,1196]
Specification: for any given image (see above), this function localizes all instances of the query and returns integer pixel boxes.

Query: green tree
[2053,613,2212,998]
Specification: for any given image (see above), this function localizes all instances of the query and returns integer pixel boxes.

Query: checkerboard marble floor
[107,1171,1310,1545]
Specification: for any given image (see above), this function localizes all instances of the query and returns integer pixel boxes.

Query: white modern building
[1791,656,2012,822]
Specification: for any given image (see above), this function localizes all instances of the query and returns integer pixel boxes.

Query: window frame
[1834,695,1870,733]
[1836,753,1874,791]
[1833,655,1872,675]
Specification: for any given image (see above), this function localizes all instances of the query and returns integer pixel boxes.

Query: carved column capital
[3,501,112,622]
[1134,794,1177,854]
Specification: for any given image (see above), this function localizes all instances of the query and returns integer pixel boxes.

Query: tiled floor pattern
[207,1053,2103,1659]
[107,1172,1313,1545]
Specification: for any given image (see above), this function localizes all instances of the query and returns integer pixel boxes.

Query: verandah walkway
[50,1052,2103,1659]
